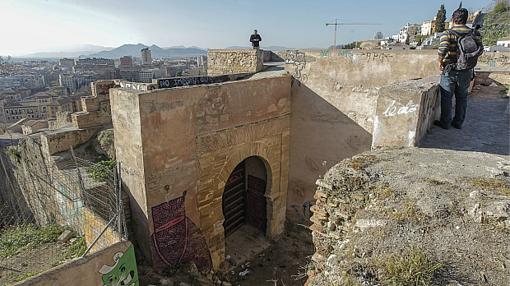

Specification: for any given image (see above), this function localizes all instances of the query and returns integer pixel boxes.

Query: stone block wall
[208,49,264,76]
[41,127,98,155]
[111,75,291,271]
[372,77,439,148]
[71,80,118,130]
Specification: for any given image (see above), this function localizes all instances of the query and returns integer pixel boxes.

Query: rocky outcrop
[307,148,510,286]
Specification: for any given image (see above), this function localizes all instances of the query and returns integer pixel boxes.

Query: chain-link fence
[0,137,127,284]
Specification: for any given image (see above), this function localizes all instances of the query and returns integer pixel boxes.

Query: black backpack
[450,29,483,70]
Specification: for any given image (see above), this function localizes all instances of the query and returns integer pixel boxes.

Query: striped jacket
[438,24,483,66]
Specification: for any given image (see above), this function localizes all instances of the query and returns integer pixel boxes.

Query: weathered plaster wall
[110,75,291,271]
[18,241,139,286]
[286,50,439,223]
[110,88,151,261]
[294,50,438,132]
[208,49,264,76]
[287,80,372,223]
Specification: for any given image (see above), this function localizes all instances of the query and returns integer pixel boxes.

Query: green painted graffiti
[99,245,139,286]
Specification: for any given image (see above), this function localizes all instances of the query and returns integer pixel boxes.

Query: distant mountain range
[23,44,112,59]
[18,44,296,59]
[21,44,207,59]
[88,44,207,59]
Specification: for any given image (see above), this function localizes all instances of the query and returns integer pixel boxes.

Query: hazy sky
[0,0,492,56]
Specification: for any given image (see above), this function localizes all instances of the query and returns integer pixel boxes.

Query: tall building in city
[58,58,75,70]
[141,48,152,65]
[120,56,133,68]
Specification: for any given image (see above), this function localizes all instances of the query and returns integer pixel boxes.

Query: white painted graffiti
[383,100,419,117]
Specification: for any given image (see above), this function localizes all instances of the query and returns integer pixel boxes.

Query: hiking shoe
[451,123,462,129]
[434,120,449,130]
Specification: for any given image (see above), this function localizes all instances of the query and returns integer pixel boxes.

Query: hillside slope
[482,0,510,45]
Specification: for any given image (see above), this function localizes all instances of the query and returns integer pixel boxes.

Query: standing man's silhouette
[436,7,483,130]
[250,30,262,49]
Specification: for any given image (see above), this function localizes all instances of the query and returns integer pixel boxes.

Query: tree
[435,4,447,33]
[374,32,384,40]
[415,35,426,46]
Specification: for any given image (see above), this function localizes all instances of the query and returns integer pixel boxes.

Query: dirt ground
[139,224,314,286]
[0,242,70,285]
[224,224,314,286]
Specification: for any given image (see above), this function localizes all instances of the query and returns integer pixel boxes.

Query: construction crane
[325,19,379,55]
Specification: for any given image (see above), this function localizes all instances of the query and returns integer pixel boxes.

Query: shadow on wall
[287,80,372,223]
[121,180,153,266]
[0,150,35,226]
[420,75,510,156]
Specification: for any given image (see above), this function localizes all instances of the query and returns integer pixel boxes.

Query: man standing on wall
[250,30,262,49]
[435,7,483,130]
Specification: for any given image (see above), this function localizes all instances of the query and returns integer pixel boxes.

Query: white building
[58,73,94,93]
[497,37,510,48]
[397,23,421,44]
[421,20,435,36]
[139,68,163,83]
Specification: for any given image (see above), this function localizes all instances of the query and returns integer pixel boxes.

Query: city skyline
[1,0,492,56]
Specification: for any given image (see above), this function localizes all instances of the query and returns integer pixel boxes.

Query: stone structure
[107,50,446,270]
[372,77,439,148]
[307,148,510,285]
[285,50,439,222]
[111,74,291,270]
[39,80,117,156]
[207,49,264,76]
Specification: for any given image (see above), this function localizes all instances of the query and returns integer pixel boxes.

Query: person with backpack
[436,7,483,130]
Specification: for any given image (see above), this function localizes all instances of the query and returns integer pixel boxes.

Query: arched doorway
[223,156,268,236]
[222,156,270,265]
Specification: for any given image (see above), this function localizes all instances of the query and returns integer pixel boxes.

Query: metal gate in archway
[222,158,267,237]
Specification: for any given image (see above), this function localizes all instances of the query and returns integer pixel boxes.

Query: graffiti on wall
[151,192,212,271]
[156,74,250,89]
[320,49,354,59]
[285,50,307,81]
[383,100,419,117]
[99,244,139,286]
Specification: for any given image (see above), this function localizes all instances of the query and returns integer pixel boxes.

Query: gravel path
[420,84,510,156]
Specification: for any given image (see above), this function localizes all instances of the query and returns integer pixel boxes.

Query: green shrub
[0,224,64,257]
[86,159,116,182]
[64,236,87,259]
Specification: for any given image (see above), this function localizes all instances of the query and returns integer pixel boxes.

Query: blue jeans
[439,69,472,128]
